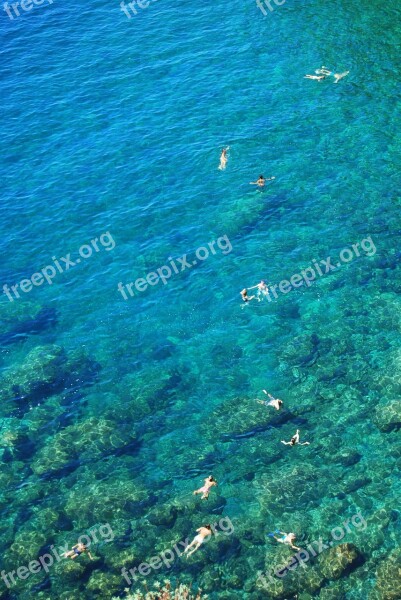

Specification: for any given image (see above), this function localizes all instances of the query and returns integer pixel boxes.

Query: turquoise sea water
[1,0,401,598]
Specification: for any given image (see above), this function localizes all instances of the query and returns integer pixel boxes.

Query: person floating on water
[334,71,349,83]
[248,280,269,299]
[184,525,213,557]
[219,147,229,170]
[304,74,326,81]
[63,542,93,560]
[250,175,275,187]
[240,288,257,303]
[257,390,283,410]
[281,429,310,446]
[193,475,217,500]
[268,530,301,551]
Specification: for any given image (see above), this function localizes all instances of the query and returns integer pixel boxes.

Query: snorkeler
[219,147,229,170]
[333,71,349,83]
[248,280,269,299]
[268,530,300,551]
[63,542,93,560]
[184,525,213,557]
[304,74,326,81]
[250,175,275,187]
[315,66,332,76]
[257,390,283,411]
[241,288,257,303]
[281,429,310,446]
[193,475,217,500]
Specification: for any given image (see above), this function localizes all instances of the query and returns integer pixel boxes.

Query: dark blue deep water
[1,0,401,598]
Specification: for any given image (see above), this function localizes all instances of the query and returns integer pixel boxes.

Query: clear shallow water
[1,0,401,598]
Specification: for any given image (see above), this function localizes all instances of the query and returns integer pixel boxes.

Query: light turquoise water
[1,0,401,598]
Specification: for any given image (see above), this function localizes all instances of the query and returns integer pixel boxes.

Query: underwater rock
[371,547,401,600]
[0,300,43,335]
[0,306,57,347]
[147,504,178,528]
[114,366,178,423]
[53,556,86,580]
[318,581,346,599]
[63,347,101,390]
[255,463,327,513]
[342,475,371,495]
[373,399,401,432]
[31,416,136,476]
[0,417,32,459]
[0,344,65,403]
[256,562,298,599]
[330,447,362,467]
[6,530,48,567]
[319,542,362,580]
[65,477,150,524]
[103,547,139,571]
[279,333,319,367]
[86,571,122,599]
[0,344,101,409]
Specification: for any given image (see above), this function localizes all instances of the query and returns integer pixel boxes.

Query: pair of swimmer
[241,281,269,303]
[305,66,349,83]
[193,475,217,500]
[218,150,276,188]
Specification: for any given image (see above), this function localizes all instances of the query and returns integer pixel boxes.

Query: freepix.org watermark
[3,0,53,20]
[122,517,235,585]
[257,511,367,586]
[120,0,157,20]
[0,523,114,590]
[2,231,116,302]
[263,236,376,302]
[117,234,232,300]
[256,0,286,16]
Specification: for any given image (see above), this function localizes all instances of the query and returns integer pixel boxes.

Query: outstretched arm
[281,441,291,445]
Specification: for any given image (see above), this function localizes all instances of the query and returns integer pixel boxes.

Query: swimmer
[257,390,283,410]
[281,429,310,446]
[63,543,93,560]
[333,71,349,83]
[193,475,217,500]
[250,175,275,187]
[304,74,326,81]
[241,288,257,303]
[249,280,269,299]
[184,525,213,557]
[218,147,229,170]
[315,66,332,76]
[269,530,300,551]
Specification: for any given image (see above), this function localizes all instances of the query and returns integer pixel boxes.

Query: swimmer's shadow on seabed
[220,409,305,443]
[238,191,294,236]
